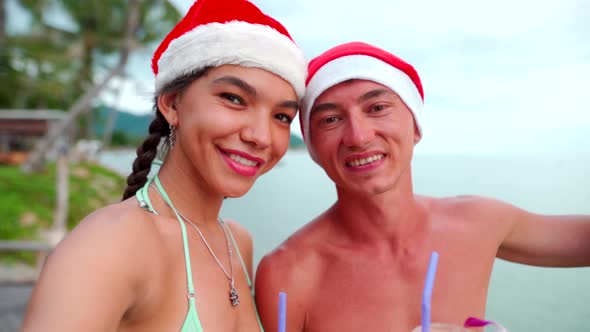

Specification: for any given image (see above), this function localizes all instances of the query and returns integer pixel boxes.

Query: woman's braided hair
[121,68,211,200]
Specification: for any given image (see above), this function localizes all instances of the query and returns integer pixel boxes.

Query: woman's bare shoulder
[71,199,161,247]
[223,218,254,273]
[223,218,253,246]
[21,199,165,330]
[48,199,163,279]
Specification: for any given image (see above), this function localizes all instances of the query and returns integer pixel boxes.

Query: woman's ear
[157,92,179,126]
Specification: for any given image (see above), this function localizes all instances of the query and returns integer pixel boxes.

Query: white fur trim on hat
[301,54,424,162]
[155,21,307,99]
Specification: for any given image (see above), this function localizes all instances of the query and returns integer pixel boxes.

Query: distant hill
[95,106,153,139]
[289,134,305,149]
[95,105,307,149]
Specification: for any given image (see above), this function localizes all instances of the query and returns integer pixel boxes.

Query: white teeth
[228,153,258,167]
[347,154,384,167]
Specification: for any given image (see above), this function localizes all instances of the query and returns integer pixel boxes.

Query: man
[254,42,590,332]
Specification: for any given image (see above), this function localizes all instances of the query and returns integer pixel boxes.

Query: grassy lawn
[0,162,125,265]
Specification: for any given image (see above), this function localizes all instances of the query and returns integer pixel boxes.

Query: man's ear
[157,92,179,126]
[413,123,422,145]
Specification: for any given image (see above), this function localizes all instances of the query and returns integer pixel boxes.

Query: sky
[8,0,590,155]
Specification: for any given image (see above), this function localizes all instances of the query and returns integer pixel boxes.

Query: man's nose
[342,112,374,148]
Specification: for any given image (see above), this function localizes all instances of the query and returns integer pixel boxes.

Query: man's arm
[493,200,590,267]
[255,250,308,332]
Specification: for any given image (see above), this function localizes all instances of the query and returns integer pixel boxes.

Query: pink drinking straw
[278,292,287,332]
[464,317,507,331]
[421,251,440,332]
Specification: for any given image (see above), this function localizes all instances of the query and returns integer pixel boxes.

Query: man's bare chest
[301,247,494,332]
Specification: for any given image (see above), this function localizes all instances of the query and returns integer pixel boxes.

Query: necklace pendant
[229,287,240,307]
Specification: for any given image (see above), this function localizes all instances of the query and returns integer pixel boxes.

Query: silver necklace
[150,184,240,307]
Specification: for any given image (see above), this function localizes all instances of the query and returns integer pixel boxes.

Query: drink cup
[411,323,473,332]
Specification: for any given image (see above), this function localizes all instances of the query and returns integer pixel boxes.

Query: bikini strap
[223,219,253,290]
[138,178,261,330]
[133,159,165,211]
[223,220,264,331]
[136,176,156,214]
[152,176,196,301]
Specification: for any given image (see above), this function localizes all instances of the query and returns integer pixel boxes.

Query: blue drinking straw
[278,292,287,332]
[421,251,440,332]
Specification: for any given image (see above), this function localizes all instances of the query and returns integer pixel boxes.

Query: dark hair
[121,68,211,200]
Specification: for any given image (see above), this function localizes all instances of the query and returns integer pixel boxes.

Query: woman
[20,0,306,331]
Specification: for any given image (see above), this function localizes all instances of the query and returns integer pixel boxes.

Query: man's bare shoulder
[255,213,332,324]
[267,212,334,264]
[424,194,524,244]
[427,194,520,220]
[256,211,335,287]
[254,215,327,332]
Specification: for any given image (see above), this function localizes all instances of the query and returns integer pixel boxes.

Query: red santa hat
[300,42,424,161]
[152,0,307,99]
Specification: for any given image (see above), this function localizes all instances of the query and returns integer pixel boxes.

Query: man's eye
[275,113,293,124]
[220,93,244,105]
[370,105,386,112]
[323,116,339,124]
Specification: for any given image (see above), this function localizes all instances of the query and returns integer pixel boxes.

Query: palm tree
[18,0,181,172]
[0,0,11,107]
[15,0,180,136]
[0,0,5,40]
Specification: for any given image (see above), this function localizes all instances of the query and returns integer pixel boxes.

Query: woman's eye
[275,113,293,124]
[220,93,244,105]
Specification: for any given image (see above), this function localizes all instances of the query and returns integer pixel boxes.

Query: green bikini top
[136,174,264,332]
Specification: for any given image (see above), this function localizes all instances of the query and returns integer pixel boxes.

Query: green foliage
[0,165,54,265]
[110,130,134,146]
[1,0,180,115]
[0,166,53,239]
[0,51,22,108]
[0,162,125,264]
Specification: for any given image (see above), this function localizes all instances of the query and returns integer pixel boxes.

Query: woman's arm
[21,207,147,331]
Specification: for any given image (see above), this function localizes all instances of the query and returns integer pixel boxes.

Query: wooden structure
[0,109,73,164]
[0,110,70,275]
[0,241,53,252]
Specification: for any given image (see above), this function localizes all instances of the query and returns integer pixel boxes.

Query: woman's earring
[169,122,176,149]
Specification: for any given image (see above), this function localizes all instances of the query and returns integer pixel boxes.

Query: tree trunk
[53,138,69,236]
[82,34,96,139]
[39,137,69,263]
[101,80,125,148]
[102,106,119,148]
[85,107,95,138]
[21,0,141,172]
